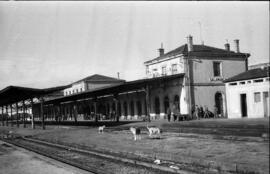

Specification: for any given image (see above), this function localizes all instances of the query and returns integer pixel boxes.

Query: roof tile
[224,66,270,82]
[145,44,250,64]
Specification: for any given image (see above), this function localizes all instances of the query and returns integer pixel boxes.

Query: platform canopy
[0,85,69,106]
[43,73,185,105]
[0,73,184,106]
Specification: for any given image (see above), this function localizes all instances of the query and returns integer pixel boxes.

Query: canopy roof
[224,66,270,83]
[0,85,69,106]
[44,73,184,105]
[0,74,184,106]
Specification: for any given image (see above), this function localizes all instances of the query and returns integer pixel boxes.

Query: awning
[43,73,185,105]
[0,85,69,106]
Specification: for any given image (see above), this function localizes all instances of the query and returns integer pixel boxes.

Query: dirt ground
[0,118,269,174]
[0,140,92,174]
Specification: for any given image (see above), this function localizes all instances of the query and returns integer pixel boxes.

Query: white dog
[98,125,106,134]
[130,127,141,141]
[146,124,161,138]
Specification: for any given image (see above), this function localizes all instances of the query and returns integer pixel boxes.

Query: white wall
[64,81,85,96]
[226,77,270,118]
[146,56,184,78]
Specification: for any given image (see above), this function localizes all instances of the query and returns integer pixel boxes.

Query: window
[254,92,261,103]
[172,64,177,74]
[80,88,83,92]
[162,66,167,76]
[146,66,149,75]
[240,81,245,85]
[229,82,237,86]
[254,79,263,83]
[76,89,78,93]
[69,91,71,95]
[152,68,158,77]
[213,62,222,77]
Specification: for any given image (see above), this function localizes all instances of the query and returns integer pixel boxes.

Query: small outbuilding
[224,66,270,118]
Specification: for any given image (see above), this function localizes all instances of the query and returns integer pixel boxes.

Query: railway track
[1,137,195,174]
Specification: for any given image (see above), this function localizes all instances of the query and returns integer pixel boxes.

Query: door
[155,97,160,115]
[215,92,224,116]
[240,94,247,117]
[263,92,269,117]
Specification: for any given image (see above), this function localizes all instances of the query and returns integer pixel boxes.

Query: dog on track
[146,124,161,138]
[98,125,106,134]
[130,127,141,141]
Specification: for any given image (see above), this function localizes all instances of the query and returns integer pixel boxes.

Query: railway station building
[0,35,251,126]
[224,66,270,118]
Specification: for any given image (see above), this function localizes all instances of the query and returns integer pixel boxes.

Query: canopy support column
[145,85,151,122]
[23,101,26,128]
[40,98,45,130]
[16,103,19,128]
[1,107,3,126]
[6,105,8,126]
[94,99,98,123]
[31,99,35,129]
[73,102,78,125]
[113,94,119,122]
[10,104,13,127]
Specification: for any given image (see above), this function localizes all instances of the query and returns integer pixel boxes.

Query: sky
[0,1,269,89]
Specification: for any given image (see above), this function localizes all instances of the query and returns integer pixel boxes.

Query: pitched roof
[144,44,250,64]
[73,74,125,84]
[224,66,270,83]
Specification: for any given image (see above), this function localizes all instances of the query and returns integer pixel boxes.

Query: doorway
[154,97,160,115]
[164,96,170,114]
[240,94,247,117]
[263,92,269,117]
[136,101,142,116]
[130,101,134,116]
[215,92,224,116]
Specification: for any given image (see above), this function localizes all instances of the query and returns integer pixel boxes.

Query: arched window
[155,97,160,114]
[130,101,134,116]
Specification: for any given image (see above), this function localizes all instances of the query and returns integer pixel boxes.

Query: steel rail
[2,137,191,174]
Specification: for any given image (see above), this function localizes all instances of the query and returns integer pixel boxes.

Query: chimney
[158,43,164,56]
[187,35,194,51]
[233,39,240,53]
[224,43,230,51]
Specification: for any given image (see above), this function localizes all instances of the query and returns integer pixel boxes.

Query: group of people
[166,104,220,122]
[191,105,215,120]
